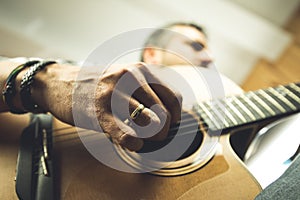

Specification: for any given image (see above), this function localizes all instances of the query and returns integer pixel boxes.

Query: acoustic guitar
[0,82,299,200]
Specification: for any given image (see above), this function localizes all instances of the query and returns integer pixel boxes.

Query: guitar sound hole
[114,111,217,176]
[137,112,203,161]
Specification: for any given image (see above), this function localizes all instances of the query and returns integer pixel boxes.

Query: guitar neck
[193,82,300,133]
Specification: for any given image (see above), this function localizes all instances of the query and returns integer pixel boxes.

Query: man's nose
[198,49,214,67]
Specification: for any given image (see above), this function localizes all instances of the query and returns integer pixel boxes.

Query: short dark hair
[141,22,206,61]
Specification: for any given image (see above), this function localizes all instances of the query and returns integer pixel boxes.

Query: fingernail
[147,108,161,125]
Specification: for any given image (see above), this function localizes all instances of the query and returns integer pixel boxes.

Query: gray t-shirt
[255,155,300,200]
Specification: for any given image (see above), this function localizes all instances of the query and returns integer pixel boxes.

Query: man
[141,22,251,158]
[141,22,213,68]
[140,22,300,200]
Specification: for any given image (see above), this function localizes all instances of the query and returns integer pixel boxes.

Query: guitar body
[0,114,261,200]
[53,119,261,200]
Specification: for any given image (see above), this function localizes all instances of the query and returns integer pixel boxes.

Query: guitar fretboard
[193,83,300,133]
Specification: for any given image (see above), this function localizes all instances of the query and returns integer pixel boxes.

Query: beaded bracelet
[20,60,56,113]
[2,60,40,114]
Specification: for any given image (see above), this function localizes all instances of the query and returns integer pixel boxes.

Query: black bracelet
[2,60,40,114]
[20,61,56,113]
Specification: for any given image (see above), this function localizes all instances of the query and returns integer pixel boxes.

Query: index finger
[138,63,182,124]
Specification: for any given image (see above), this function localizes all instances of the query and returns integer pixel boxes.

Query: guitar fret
[257,90,286,113]
[287,84,300,100]
[225,98,247,123]
[278,85,300,103]
[197,103,220,130]
[231,96,256,121]
[203,102,226,129]
[268,88,297,111]
[216,100,237,127]
[236,96,264,120]
[221,101,239,126]
[204,99,234,128]
[208,100,230,128]
[241,93,266,118]
[249,91,276,116]
[289,83,300,94]
[264,89,295,113]
[191,83,300,134]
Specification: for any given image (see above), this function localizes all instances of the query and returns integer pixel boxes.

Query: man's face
[148,25,213,67]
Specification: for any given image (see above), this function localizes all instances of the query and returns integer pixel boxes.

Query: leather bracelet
[20,61,56,113]
[2,60,40,114]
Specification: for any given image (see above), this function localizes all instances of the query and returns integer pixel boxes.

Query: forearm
[1,59,182,151]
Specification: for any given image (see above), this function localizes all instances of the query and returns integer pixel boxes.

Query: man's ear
[142,48,162,64]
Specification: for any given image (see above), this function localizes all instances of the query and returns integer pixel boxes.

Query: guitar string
[51,111,196,135]
[50,102,299,144]
[51,113,204,142]
[29,83,300,168]
[30,86,300,175]
[48,87,300,144]
[51,127,207,147]
[50,90,297,136]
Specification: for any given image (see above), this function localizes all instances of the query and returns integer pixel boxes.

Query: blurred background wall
[0,0,299,85]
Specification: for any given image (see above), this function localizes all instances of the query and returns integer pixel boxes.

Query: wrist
[29,62,59,113]
[31,63,80,124]
[19,61,57,113]
[1,59,51,114]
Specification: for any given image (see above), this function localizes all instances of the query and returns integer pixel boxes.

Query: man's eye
[190,42,204,51]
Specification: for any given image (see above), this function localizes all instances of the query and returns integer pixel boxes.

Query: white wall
[229,0,300,26]
[0,0,298,84]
